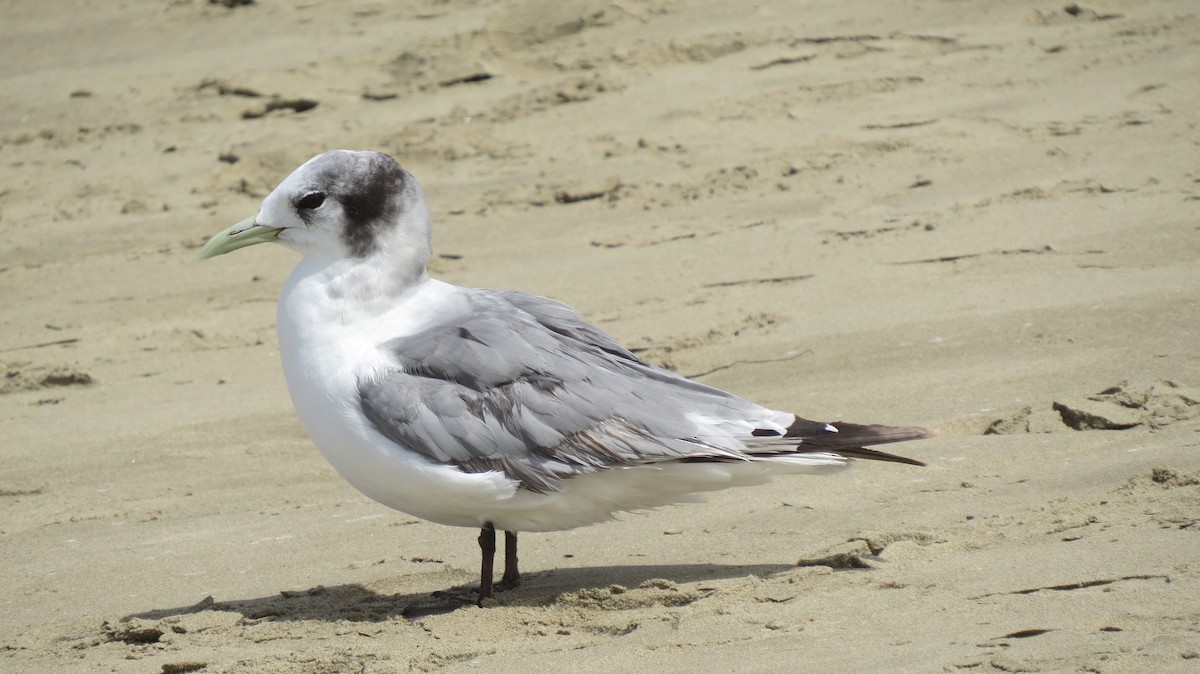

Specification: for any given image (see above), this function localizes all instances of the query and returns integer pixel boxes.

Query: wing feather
[357,289,928,492]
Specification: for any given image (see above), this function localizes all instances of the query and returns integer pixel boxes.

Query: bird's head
[199,150,432,266]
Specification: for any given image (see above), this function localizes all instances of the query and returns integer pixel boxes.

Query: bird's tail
[791,420,932,466]
[746,418,932,466]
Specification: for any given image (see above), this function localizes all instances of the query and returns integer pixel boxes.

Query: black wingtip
[822,446,927,467]
[793,420,934,466]
[827,421,934,445]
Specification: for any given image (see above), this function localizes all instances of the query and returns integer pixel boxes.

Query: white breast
[275,259,520,527]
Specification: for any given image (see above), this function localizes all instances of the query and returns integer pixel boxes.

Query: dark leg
[499,530,520,590]
[409,524,504,615]
[477,523,497,604]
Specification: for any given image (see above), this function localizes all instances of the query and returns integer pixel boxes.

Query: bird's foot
[401,586,492,619]
[427,575,519,608]
[430,585,488,605]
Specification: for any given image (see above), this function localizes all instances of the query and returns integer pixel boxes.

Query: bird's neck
[282,252,429,326]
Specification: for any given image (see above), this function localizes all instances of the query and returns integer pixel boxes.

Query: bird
[199,149,931,605]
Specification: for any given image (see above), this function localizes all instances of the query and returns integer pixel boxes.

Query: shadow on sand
[123,562,801,623]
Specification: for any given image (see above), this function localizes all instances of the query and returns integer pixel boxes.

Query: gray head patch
[305,151,410,258]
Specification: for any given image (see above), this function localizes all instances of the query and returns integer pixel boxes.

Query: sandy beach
[2,0,1198,671]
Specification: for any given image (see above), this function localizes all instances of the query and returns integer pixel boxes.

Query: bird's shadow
[123,562,800,624]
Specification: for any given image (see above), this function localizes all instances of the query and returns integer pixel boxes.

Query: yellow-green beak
[198,216,282,260]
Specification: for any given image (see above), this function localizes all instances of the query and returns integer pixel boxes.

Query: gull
[199,150,931,604]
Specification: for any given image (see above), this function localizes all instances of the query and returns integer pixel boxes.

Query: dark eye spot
[296,192,326,210]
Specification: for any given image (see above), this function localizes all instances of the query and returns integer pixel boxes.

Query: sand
[2,0,1198,671]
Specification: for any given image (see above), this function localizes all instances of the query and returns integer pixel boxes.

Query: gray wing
[357,290,766,493]
[499,290,769,408]
[496,290,643,363]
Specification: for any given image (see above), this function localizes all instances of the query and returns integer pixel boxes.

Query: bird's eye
[296,192,326,210]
